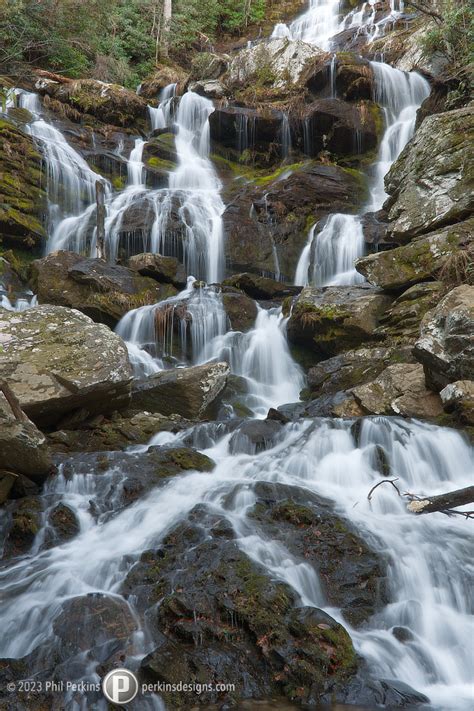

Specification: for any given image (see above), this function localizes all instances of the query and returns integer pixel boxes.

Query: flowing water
[42,87,224,282]
[2,4,472,711]
[294,55,429,287]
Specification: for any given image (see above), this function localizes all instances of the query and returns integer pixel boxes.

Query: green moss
[271,500,315,526]
[146,156,175,171]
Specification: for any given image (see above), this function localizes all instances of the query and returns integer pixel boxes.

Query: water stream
[1,3,472,710]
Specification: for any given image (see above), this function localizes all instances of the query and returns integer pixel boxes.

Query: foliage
[417,0,474,68]
[0,0,269,87]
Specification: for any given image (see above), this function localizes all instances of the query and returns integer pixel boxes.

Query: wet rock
[307,346,415,397]
[223,273,301,301]
[53,593,138,661]
[304,52,374,100]
[375,281,445,345]
[127,252,187,288]
[0,305,133,427]
[131,511,357,708]
[2,496,43,558]
[0,390,52,484]
[414,285,474,390]
[48,411,189,453]
[35,77,148,128]
[228,419,283,454]
[131,362,230,419]
[287,285,392,357]
[55,445,214,507]
[189,52,229,82]
[0,118,46,250]
[250,481,387,627]
[440,380,474,426]
[352,363,443,419]
[209,105,284,154]
[385,106,474,242]
[30,251,177,327]
[355,220,473,291]
[46,503,80,544]
[224,162,367,280]
[221,289,258,331]
[142,132,178,185]
[300,98,382,156]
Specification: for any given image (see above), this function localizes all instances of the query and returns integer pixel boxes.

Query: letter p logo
[102,669,139,705]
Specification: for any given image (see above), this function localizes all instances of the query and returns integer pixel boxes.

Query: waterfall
[16,91,109,234]
[280,112,292,158]
[43,89,225,283]
[272,0,341,50]
[0,417,471,710]
[148,82,176,131]
[294,59,429,287]
[367,61,430,211]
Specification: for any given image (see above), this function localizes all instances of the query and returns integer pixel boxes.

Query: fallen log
[367,480,474,519]
[406,486,474,516]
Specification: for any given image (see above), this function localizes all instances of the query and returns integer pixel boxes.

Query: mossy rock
[0,119,46,250]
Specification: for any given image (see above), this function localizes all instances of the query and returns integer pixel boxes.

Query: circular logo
[102,668,139,706]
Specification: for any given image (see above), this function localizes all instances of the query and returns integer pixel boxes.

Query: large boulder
[0,391,52,489]
[48,411,189,453]
[414,285,474,390]
[209,106,284,155]
[287,285,392,357]
[189,52,229,82]
[440,380,474,427]
[0,119,46,250]
[355,220,473,291]
[375,281,445,345]
[221,289,258,331]
[307,345,415,398]
[0,305,133,426]
[35,77,148,128]
[298,99,382,156]
[303,52,375,100]
[131,362,230,419]
[385,106,474,242]
[226,38,324,96]
[224,162,367,280]
[139,64,188,101]
[127,252,186,288]
[223,272,301,300]
[352,363,443,419]
[30,251,177,327]
[126,508,359,708]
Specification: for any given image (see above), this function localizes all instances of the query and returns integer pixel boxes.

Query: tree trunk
[95,180,106,260]
[406,486,474,514]
[161,0,172,59]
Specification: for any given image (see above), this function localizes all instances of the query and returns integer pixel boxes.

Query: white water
[272,0,341,50]
[0,417,471,710]
[274,1,406,47]
[116,279,304,417]
[45,89,225,283]
[294,58,429,287]
[148,83,176,131]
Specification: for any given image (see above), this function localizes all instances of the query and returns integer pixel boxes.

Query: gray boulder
[0,305,133,426]
[352,363,443,419]
[131,362,230,419]
[356,220,473,291]
[287,285,392,357]
[414,285,474,390]
[385,106,474,242]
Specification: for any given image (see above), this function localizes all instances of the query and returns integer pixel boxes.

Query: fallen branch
[368,481,474,519]
[0,382,29,422]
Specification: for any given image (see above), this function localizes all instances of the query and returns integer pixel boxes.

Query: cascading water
[294,51,429,287]
[272,0,341,50]
[15,91,108,235]
[0,416,472,710]
[45,89,225,283]
[148,83,176,131]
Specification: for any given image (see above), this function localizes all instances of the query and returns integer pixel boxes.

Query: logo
[102,669,139,705]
